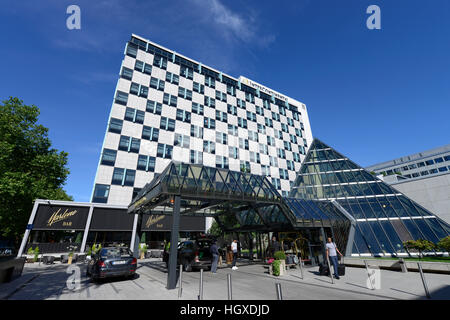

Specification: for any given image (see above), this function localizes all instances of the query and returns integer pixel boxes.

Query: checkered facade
[92,34,313,205]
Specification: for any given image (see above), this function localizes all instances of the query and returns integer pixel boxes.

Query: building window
[204,96,216,108]
[193,82,204,94]
[191,125,203,138]
[108,118,123,134]
[174,133,190,148]
[205,76,215,88]
[163,93,177,107]
[192,102,204,115]
[246,111,256,122]
[126,43,138,58]
[142,126,159,141]
[146,100,162,114]
[245,92,255,103]
[153,55,167,69]
[237,99,246,109]
[270,156,278,167]
[259,144,268,155]
[239,138,249,150]
[261,165,270,176]
[265,117,273,128]
[120,67,133,80]
[238,117,247,129]
[434,157,444,164]
[111,168,136,187]
[271,178,281,190]
[203,141,216,154]
[137,155,156,172]
[215,90,227,102]
[240,161,251,173]
[204,117,216,129]
[279,168,289,180]
[135,60,152,75]
[227,84,236,96]
[277,148,286,159]
[178,87,193,100]
[166,72,179,85]
[150,77,165,91]
[160,117,176,131]
[190,150,203,164]
[438,166,448,172]
[216,132,227,145]
[130,82,148,98]
[125,107,145,124]
[284,141,292,151]
[250,151,260,164]
[228,124,238,136]
[227,104,237,116]
[115,91,128,106]
[229,147,239,159]
[257,123,266,134]
[267,136,275,146]
[216,156,229,169]
[180,66,194,79]
[248,131,258,142]
[92,184,110,203]
[256,106,264,116]
[176,109,191,123]
[101,149,117,166]
[157,144,173,159]
[118,136,140,153]
[216,111,227,123]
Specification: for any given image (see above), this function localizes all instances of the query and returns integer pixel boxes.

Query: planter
[269,260,286,276]
[140,252,145,259]
[68,256,73,265]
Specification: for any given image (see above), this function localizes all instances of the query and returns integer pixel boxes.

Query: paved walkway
[1,259,449,300]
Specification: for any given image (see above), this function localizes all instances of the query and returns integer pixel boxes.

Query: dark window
[101,149,117,166]
[137,155,156,172]
[92,184,110,203]
[147,100,162,114]
[108,118,123,134]
[115,91,128,106]
[142,126,159,141]
[121,67,133,80]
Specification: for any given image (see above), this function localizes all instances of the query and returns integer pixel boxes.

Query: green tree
[437,236,450,253]
[403,239,436,258]
[0,97,72,244]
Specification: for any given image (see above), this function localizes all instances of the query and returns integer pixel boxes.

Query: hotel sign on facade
[239,76,289,102]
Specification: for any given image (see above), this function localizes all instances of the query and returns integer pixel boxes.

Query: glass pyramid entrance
[290,139,450,256]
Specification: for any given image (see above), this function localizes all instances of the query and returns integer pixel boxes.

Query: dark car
[86,247,137,282]
[163,238,214,272]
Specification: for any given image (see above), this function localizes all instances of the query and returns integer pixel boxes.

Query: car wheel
[183,261,192,272]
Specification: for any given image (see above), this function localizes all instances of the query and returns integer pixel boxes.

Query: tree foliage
[0,97,72,243]
[437,236,450,253]
[403,239,436,257]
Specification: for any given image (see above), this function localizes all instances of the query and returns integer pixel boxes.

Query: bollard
[178,264,183,298]
[399,258,408,273]
[364,260,375,290]
[227,273,232,300]
[298,256,304,280]
[198,268,204,300]
[326,256,334,284]
[417,263,431,299]
[275,282,283,300]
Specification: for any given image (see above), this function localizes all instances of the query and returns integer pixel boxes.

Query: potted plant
[272,251,286,276]
[33,247,40,263]
[139,244,148,259]
[27,247,35,263]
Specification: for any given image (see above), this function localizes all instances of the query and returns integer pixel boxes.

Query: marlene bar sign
[32,205,90,230]
[141,214,205,232]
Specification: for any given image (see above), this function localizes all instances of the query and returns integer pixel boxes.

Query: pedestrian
[326,237,343,279]
[231,239,238,270]
[210,240,219,274]
[271,236,280,257]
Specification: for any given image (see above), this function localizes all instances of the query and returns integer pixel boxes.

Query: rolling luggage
[319,263,329,276]
[338,264,345,276]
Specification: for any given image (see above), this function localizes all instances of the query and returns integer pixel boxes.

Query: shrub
[33,247,40,262]
[274,250,286,261]
[403,239,436,258]
[272,260,281,276]
[27,247,34,255]
[437,236,450,253]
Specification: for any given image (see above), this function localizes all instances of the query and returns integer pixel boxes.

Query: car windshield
[100,248,130,258]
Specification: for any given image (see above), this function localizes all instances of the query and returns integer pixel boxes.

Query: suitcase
[319,263,329,276]
[338,264,345,276]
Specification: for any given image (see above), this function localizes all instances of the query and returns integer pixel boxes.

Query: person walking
[210,240,219,274]
[271,236,280,257]
[326,237,343,279]
[231,239,238,270]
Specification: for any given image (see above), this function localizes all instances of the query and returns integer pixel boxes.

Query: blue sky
[1,0,449,202]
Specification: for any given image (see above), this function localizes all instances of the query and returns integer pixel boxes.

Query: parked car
[86,247,136,282]
[163,238,215,272]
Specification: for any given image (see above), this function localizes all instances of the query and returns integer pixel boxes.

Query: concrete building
[366,144,450,223]
[91,34,313,208]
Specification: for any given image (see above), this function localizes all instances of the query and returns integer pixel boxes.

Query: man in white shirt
[231,240,238,270]
[325,237,343,279]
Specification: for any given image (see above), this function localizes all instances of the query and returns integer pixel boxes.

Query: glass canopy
[290,138,450,256]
